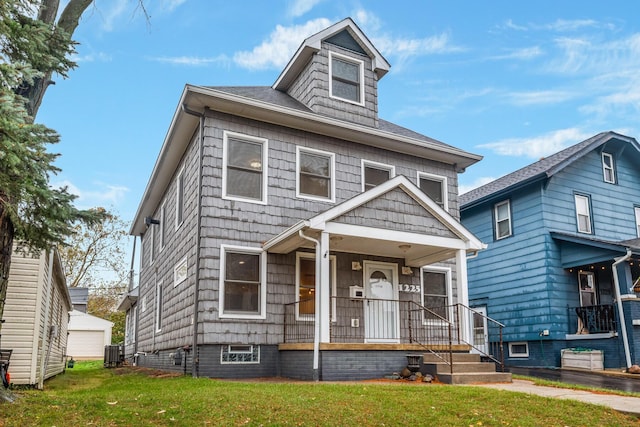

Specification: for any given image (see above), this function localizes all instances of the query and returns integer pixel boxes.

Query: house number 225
[400,284,421,293]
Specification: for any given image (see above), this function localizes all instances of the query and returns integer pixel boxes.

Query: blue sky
[38,1,640,225]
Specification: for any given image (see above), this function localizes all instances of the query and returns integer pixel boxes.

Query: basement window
[220,345,260,364]
[508,342,529,358]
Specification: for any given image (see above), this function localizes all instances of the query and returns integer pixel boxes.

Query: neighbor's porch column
[456,249,471,343]
[319,231,331,343]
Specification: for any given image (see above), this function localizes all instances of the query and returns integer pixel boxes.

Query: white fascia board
[323,222,472,251]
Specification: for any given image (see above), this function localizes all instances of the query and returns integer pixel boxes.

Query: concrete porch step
[436,371,513,385]
[424,361,499,374]
[422,352,481,363]
[421,352,512,384]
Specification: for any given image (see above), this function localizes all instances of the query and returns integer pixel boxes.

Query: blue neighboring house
[460,131,640,370]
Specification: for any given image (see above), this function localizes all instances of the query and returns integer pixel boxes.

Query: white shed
[2,247,71,387]
[67,310,113,360]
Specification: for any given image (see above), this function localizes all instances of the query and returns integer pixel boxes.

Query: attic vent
[325,30,367,55]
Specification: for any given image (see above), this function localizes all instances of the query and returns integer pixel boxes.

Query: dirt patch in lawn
[113,366,183,378]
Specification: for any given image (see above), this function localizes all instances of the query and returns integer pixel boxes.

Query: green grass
[0,362,637,426]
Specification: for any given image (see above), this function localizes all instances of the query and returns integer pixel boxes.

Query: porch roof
[551,231,640,268]
[263,176,486,267]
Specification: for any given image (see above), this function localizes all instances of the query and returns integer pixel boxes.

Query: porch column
[456,249,471,343]
[319,231,331,343]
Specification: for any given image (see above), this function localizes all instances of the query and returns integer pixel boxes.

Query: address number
[400,284,421,293]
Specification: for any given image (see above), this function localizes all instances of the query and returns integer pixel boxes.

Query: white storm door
[470,306,488,355]
[363,262,399,343]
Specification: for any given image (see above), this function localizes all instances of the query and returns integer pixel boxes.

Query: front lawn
[0,362,637,426]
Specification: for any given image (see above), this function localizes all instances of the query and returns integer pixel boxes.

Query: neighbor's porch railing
[567,304,617,334]
[283,297,505,372]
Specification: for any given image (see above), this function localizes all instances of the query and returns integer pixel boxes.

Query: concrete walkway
[474,379,640,415]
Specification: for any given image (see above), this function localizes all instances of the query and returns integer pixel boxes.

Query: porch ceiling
[267,228,463,267]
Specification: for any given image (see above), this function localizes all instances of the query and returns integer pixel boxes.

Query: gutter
[298,230,321,381]
[612,249,633,369]
[182,103,205,378]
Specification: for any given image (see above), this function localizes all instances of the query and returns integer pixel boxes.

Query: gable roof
[460,131,640,209]
[273,17,390,91]
[263,175,485,266]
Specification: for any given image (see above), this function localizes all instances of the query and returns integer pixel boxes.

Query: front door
[363,262,399,343]
[470,306,488,355]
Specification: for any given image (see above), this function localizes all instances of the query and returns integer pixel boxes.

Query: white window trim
[328,51,365,106]
[421,266,453,325]
[295,252,337,322]
[220,344,260,364]
[141,295,147,312]
[494,200,512,240]
[635,206,640,238]
[417,171,448,210]
[221,131,268,205]
[155,280,163,333]
[296,146,336,202]
[159,202,166,250]
[575,194,592,234]
[149,222,155,266]
[361,160,395,192]
[508,342,529,358]
[175,167,185,230]
[219,245,267,320]
[602,152,615,184]
[174,255,188,287]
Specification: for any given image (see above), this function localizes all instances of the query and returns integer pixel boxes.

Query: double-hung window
[159,202,166,250]
[575,194,592,234]
[329,52,364,105]
[362,160,394,191]
[175,168,184,229]
[295,252,337,321]
[297,147,335,201]
[220,245,266,319]
[422,267,451,322]
[155,280,163,332]
[418,172,447,209]
[635,206,640,237]
[602,152,615,184]
[223,131,268,204]
[494,200,512,240]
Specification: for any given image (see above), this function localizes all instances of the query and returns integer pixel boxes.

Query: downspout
[37,249,55,390]
[612,249,633,369]
[298,230,321,381]
[182,104,205,377]
[129,236,138,356]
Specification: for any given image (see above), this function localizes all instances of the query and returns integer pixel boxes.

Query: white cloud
[53,180,129,210]
[506,90,574,106]
[233,19,331,70]
[71,52,112,63]
[160,0,187,13]
[459,177,497,195]
[544,19,598,32]
[490,46,543,61]
[478,128,591,158]
[288,0,323,17]
[99,0,129,32]
[149,54,231,67]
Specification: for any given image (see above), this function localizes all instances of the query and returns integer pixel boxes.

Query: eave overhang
[131,85,482,235]
[273,17,390,91]
[551,231,640,268]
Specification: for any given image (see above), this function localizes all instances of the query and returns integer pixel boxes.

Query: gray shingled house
[121,18,507,382]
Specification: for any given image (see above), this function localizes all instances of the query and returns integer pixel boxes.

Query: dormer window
[602,152,615,184]
[329,52,364,105]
